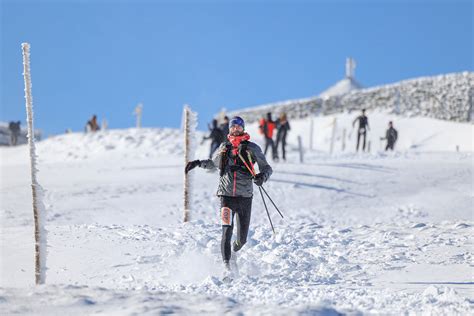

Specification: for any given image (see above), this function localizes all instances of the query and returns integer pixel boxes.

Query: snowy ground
[1,114,473,315]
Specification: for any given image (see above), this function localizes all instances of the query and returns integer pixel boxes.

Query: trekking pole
[259,186,284,219]
[259,186,275,234]
[238,152,285,219]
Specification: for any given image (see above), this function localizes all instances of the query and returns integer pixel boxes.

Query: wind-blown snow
[1,114,472,314]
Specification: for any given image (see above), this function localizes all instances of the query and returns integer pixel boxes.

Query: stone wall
[227,72,473,123]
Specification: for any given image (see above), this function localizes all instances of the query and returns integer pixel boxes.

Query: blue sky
[1,0,472,136]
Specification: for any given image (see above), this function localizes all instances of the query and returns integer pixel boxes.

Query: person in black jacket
[352,109,370,152]
[259,112,278,161]
[204,119,225,158]
[8,121,21,146]
[276,113,290,161]
[381,121,398,151]
[219,116,230,138]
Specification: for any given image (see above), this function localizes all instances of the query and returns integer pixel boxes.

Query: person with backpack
[352,109,370,152]
[259,112,278,161]
[204,119,225,159]
[185,116,273,271]
[275,113,290,161]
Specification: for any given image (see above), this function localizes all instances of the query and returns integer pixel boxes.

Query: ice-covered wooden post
[101,118,108,131]
[134,103,143,128]
[341,128,346,151]
[297,135,304,163]
[21,43,47,285]
[183,105,198,222]
[329,117,337,154]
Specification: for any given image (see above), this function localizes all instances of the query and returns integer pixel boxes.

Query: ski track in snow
[1,127,473,315]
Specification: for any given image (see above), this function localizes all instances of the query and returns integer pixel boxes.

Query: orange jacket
[259,118,276,138]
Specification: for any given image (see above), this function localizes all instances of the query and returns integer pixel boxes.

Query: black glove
[185,160,201,173]
[253,173,265,186]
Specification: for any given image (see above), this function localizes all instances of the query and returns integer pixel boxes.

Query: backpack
[219,141,254,177]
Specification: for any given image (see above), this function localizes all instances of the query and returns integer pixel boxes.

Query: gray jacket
[200,141,272,197]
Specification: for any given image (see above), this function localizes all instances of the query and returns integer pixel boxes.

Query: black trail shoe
[233,240,243,252]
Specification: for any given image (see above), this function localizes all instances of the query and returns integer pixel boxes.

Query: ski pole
[242,152,284,218]
[238,152,277,233]
[238,152,284,219]
[259,186,275,235]
[259,186,284,219]
[238,152,256,177]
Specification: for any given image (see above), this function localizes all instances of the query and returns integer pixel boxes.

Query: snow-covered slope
[1,120,473,314]
[36,128,191,162]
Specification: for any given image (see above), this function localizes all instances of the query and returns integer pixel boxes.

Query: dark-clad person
[8,121,21,146]
[85,115,100,133]
[219,116,230,138]
[352,109,370,152]
[381,121,398,151]
[204,119,225,158]
[259,112,278,161]
[276,113,290,161]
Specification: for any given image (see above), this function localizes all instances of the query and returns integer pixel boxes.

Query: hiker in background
[220,116,230,137]
[85,115,100,133]
[352,109,370,152]
[276,113,290,161]
[381,121,398,151]
[259,112,278,161]
[204,119,225,158]
[8,121,21,146]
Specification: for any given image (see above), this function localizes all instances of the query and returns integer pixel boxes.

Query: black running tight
[220,196,252,262]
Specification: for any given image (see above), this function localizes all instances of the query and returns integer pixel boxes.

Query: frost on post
[183,105,198,222]
[22,43,48,285]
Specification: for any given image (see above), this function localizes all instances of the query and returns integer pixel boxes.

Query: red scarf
[227,133,250,155]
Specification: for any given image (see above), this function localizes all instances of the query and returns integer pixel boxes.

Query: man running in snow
[185,116,273,270]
